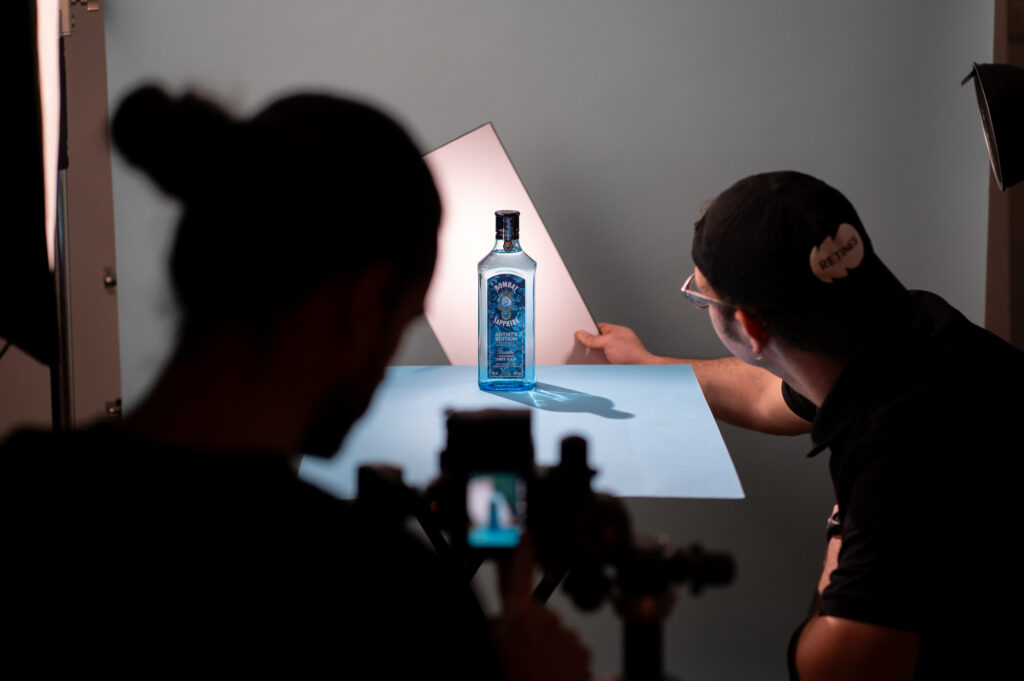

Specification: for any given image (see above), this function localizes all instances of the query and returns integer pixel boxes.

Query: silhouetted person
[2,85,588,679]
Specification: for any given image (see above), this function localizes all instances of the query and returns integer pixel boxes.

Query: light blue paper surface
[299,365,743,500]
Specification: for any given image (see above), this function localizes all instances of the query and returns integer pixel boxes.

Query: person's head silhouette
[112,85,441,456]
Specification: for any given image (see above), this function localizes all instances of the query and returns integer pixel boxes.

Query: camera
[441,409,533,555]
[357,407,734,681]
[427,409,629,570]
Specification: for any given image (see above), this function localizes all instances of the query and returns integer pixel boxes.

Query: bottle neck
[494,238,523,254]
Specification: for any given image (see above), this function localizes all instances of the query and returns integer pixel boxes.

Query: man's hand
[575,323,665,365]
[491,535,591,681]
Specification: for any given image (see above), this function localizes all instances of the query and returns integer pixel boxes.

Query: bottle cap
[495,210,520,240]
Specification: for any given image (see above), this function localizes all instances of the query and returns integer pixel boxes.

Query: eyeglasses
[680,272,725,309]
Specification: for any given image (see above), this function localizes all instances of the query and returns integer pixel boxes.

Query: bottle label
[486,273,526,378]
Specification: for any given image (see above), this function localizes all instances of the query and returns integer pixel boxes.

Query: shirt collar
[803,345,892,457]
[804,328,929,458]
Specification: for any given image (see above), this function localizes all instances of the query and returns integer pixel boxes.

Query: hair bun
[111,84,235,200]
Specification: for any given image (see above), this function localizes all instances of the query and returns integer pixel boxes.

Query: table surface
[299,365,743,500]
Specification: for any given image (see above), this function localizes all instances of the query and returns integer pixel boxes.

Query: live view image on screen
[467,472,526,549]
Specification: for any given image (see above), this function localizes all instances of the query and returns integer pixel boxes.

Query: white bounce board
[423,123,606,365]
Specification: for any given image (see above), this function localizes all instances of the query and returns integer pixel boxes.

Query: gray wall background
[103,2,993,679]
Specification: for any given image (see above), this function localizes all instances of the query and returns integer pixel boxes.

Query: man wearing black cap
[577,170,1023,679]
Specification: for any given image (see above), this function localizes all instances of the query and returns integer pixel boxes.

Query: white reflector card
[423,123,606,365]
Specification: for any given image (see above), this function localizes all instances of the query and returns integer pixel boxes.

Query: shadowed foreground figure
[2,85,588,679]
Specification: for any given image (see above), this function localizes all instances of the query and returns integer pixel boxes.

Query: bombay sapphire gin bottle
[478,210,536,391]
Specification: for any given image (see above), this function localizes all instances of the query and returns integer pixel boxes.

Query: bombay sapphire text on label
[487,274,526,378]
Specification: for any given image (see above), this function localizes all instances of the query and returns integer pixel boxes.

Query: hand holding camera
[491,533,592,681]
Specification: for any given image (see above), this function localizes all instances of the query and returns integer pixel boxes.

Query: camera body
[430,408,630,570]
[433,409,534,557]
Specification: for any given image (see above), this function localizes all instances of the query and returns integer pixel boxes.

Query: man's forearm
[679,356,810,435]
[575,324,809,434]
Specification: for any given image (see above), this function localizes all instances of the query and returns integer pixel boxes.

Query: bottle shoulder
[477,248,536,273]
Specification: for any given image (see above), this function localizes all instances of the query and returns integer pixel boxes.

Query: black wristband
[825,508,841,540]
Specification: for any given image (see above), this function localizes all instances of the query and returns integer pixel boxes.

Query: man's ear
[733,309,769,355]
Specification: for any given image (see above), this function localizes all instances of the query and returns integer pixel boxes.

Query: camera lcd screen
[467,472,527,549]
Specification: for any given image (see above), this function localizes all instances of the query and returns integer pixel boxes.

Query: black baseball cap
[692,171,912,356]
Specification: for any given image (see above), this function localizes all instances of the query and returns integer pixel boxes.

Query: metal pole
[51,167,74,431]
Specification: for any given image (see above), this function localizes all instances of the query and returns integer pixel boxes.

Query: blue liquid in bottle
[478,210,536,392]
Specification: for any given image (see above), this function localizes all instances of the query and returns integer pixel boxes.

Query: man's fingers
[498,533,536,614]
[575,329,610,348]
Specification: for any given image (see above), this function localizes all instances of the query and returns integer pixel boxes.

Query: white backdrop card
[423,123,606,365]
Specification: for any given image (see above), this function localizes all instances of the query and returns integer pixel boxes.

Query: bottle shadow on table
[492,382,634,420]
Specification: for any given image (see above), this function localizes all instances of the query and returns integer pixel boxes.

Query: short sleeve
[819,442,927,632]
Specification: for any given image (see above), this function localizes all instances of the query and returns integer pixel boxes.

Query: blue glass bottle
[478,210,536,391]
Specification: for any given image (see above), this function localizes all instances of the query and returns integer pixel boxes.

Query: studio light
[963,62,1024,191]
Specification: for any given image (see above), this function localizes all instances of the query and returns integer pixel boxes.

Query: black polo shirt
[782,291,1023,679]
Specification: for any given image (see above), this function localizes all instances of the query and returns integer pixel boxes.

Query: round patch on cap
[809,223,864,283]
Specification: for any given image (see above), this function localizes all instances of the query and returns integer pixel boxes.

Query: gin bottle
[478,210,536,391]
